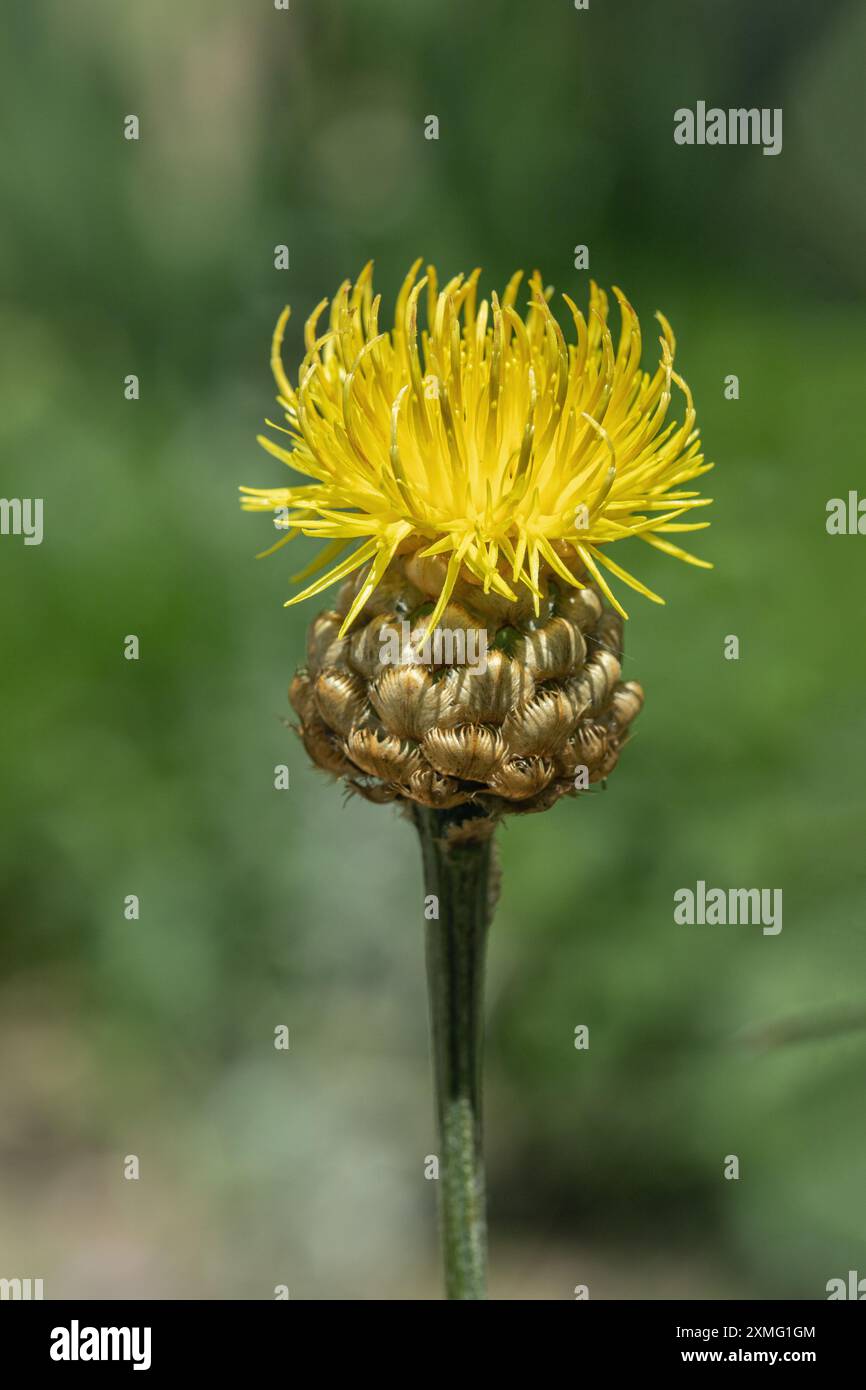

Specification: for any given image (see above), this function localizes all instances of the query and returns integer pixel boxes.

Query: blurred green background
[1,0,865,1299]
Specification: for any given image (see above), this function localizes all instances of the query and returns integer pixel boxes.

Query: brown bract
[289,550,643,821]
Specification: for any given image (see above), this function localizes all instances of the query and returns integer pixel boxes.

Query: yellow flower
[241,260,712,637]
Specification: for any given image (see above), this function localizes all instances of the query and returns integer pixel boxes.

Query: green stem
[413,805,499,1301]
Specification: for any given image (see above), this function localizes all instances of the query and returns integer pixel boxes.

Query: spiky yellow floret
[241,260,712,636]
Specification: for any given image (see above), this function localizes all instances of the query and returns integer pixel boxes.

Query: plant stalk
[413,805,499,1300]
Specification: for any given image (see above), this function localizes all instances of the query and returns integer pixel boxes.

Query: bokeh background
[1,0,865,1299]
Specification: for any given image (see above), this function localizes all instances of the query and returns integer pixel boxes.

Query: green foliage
[0,0,863,1298]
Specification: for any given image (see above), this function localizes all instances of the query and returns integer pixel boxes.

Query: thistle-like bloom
[241,262,713,815]
[241,267,714,1298]
[241,260,712,636]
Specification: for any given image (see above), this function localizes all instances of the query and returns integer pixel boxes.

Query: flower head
[241,261,712,637]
